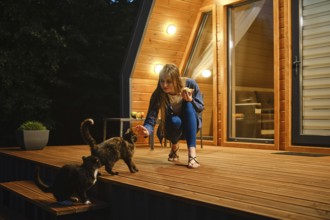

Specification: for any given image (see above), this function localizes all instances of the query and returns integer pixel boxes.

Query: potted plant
[16,121,49,150]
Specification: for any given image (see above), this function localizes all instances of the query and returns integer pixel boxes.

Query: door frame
[219,0,280,150]
[291,0,330,147]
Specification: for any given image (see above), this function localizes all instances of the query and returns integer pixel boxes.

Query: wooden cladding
[131,78,157,113]
[127,0,330,152]
[130,0,209,146]
[132,0,204,80]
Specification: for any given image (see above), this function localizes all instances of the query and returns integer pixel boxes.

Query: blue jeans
[164,102,198,148]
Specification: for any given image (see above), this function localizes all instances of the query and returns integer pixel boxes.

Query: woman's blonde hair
[154,64,183,135]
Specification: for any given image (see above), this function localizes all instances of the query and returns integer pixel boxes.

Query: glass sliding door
[292,0,330,146]
[184,11,214,141]
[227,0,274,143]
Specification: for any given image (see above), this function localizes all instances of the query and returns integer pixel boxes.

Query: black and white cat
[34,155,101,205]
[80,118,138,175]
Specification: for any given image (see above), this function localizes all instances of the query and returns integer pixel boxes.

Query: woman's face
[160,74,176,95]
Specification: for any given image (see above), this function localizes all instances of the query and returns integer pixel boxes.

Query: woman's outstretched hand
[135,125,150,137]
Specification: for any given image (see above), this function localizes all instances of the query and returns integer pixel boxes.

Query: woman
[135,64,204,168]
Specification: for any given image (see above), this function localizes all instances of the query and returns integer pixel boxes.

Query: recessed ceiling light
[154,64,164,74]
[201,69,211,78]
[166,25,176,35]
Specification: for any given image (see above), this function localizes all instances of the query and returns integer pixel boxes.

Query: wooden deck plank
[131,156,330,196]
[99,173,325,220]
[100,162,330,219]
[0,145,329,220]
[107,162,330,205]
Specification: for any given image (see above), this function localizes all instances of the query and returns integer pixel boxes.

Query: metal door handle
[293,56,301,76]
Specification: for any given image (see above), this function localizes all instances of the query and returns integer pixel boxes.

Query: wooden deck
[0,145,330,220]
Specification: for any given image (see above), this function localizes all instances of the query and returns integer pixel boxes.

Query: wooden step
[0,180,109,220]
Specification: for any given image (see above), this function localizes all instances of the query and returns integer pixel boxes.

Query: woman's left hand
[181,89,193,102]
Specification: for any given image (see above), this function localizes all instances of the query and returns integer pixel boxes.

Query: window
[227,0,274,143]
[183,11,214,140]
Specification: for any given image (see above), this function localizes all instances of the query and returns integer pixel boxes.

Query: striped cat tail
[80,118,97,150]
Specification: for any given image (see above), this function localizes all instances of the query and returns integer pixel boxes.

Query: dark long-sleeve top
[143,78,204,138]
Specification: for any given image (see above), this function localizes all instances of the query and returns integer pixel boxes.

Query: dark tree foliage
[0,0,140,146]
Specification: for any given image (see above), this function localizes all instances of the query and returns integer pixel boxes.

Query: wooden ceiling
[131,0,213,81]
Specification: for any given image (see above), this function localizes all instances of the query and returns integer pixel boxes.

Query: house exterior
[120,0,330,154]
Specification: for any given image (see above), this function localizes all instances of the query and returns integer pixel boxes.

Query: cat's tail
[80,118,97,149]
[34,166,52,193]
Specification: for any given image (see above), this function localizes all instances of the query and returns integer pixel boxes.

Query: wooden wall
[131,0,208,145]
[132,0,204,80]
[217,0,330,154]
[128,0,330,153]
[279,0,287,151]
[196,82,213,137]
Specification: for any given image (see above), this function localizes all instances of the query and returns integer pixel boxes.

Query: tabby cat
[80,118,138,175]
[34,155,101,205]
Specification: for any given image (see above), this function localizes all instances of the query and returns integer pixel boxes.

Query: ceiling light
[201,69,211,78]
[154,64,163,74]
[166,25,176,35]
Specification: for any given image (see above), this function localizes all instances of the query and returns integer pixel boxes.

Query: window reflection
[184,11,213,140]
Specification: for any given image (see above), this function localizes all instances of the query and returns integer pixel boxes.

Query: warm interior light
[166,25,176,35]
[154,64,163,74]
[201,69,211,78]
